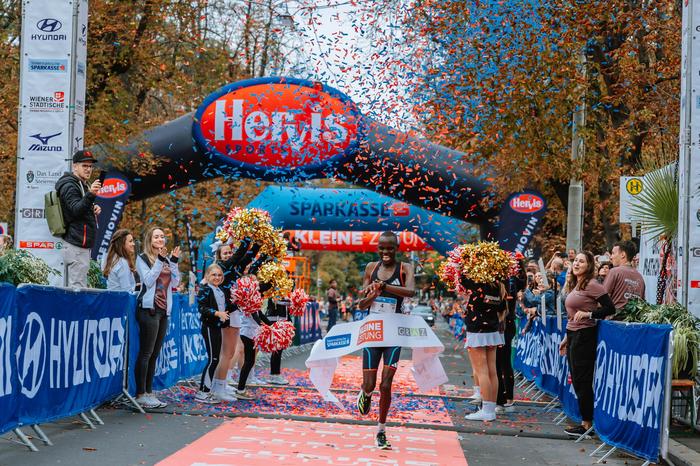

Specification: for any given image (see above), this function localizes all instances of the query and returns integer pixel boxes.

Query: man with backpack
[55,150,102,288]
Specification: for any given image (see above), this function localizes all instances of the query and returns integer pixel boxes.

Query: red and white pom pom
[288,288,310,317]
[231,276,262,316]
[254,321,296,353]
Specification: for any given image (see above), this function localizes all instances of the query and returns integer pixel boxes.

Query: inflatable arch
[91,77,546,260]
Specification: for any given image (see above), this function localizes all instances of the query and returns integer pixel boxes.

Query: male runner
[356,231,415,449]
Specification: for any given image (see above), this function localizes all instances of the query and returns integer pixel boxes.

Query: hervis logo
[97,178,128,199]
[390,202,410,216]
[509,193,545,214]
[194,77,363,178]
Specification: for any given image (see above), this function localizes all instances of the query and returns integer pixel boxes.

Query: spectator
[102,229,138,292]
[326,279,339,331]
[525,260,538,275]
[0,233,12,255]
[567,248,576,262]
[550,257,566,287]
[596,261,611,284]
[55,150,102,288]
[605,240,645,311]
[135,226,181,409]
[282,232,301,252]
[559,251,616,438]
[523,272,556,317]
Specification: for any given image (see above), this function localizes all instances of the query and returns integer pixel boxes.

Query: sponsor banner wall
[14,285,132,425]
[679,0,700,317]
[15,0,86,285]
[0,284,18,434]
[593,321,671,463]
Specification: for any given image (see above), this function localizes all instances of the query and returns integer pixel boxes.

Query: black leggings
[496,320,515,405]
[567,326,598,423]
[271,349,283,375]
[135,308,168,395]
[238,335,256,390]
[200,322,222,392]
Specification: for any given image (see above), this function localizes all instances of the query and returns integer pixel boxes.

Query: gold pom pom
[218,207,286,260]
[257,261,294,299]
[439,241,516,287]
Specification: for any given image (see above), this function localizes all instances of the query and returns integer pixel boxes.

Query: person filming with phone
[55,150,103,288]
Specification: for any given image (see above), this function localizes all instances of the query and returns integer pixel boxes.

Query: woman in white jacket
[102,229,137,292]
[135,227,181,409]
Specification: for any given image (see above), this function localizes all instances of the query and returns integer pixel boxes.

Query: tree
[392,0,680,251]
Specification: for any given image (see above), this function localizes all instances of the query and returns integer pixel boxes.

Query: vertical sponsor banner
[638,227,661,303]
[593,321,671,463]
[679,0,700,317]
[295,302,322,345]
[0,284,18,434]
[495,191,547,253]
[14,286,131,425]
[15,1,84,285]
[179,296,207,380]
[92,172,132,261]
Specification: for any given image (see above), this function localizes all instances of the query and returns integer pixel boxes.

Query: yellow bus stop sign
[626,178,643,195]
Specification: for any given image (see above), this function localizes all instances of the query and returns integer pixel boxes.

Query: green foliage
[88,260,107,289]
[619,299,700,378]
[629,165,678,241]
[0,249,59,286]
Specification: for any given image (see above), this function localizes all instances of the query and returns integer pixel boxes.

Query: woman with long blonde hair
[134,226,181,409]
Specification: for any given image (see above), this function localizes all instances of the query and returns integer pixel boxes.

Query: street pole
[566,52,586,253]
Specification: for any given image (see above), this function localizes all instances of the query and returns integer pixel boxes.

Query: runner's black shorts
[362,346,401,370]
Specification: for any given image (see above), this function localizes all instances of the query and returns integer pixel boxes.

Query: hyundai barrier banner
[14,286,132,425]
[513,317,581,423]
[127,295,209,395]
[0,283,18,434]
[593,321,671,463]
[14,0,88,285]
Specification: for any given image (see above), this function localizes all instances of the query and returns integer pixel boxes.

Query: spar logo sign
[97,178,128,199]
[194,77,364,180]
[509,193,545,214]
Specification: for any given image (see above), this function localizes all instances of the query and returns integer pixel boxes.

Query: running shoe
[136,395,161,409]
[147,393,168,408]
[464,409,496,421]
[235,389,255,400]
[468,395,482,405]
[268,375,290,385]
[194,390,221,404]
[248,373,263,385]
[357,390,372,416]
[375,431,392,450]
[564,425,595,438]
[495,403,515,414]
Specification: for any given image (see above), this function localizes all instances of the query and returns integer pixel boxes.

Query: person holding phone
[135,226,181,409]
[55,150,102,288]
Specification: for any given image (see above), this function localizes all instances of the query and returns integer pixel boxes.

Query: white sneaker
[465,409,496,421]
[268,375,289,385]
[211,390,237,402]
[136,395,161,409]
[194,390,221,404]
[469,395,482,405]
[150,395,168,408]
[235,389,255,400]
[495,403,515,414]
[248,373,263,385]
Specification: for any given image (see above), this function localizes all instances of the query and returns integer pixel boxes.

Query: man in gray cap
[55,150,102,288]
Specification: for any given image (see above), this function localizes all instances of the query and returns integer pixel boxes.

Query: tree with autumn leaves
[398,0,681,252]
[0,0,299,272]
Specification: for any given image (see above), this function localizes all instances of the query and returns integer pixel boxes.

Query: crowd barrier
[513,316,672,464]
[0,283,134,439]
[0,283,323,447]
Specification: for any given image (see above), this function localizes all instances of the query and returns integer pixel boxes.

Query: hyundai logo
[37,18,62,33]
[16,312,46,399]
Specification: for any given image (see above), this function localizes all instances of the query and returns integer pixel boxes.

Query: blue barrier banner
[0,283,18,434]
[296,302,322,345]
[153,300,181,391]
[593,321,671,463]
[127,304,139,396]
[513,317,542,381]
[179,295,207,381]
[537,318,565,397]
[14,285,133,425]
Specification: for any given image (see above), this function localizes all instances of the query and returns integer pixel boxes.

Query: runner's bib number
[370,296,398,314]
